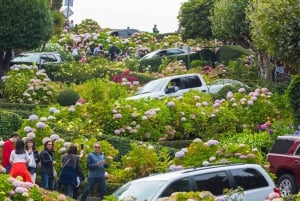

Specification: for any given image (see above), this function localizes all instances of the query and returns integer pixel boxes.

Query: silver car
[140,48,188,60]
[113,164,277,201]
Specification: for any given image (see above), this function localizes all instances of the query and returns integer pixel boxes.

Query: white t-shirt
[10,150,29,163]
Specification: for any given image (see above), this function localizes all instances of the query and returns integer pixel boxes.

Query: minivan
[112,163,277,201]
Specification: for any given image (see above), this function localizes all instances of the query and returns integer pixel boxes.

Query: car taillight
[274,187,281,197]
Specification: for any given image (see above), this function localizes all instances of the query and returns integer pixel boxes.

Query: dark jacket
[40,149,54,175]
[58,154,85,187]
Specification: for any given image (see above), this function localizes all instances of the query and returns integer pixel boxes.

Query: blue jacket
[87,152,105,178]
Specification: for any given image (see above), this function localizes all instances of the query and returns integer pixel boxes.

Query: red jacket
[2,140,14,167]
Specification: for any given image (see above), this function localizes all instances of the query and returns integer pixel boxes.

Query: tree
[247,0,300,70]
[210,0,250,47]
[0,0,53,75]
[178,0,214,40]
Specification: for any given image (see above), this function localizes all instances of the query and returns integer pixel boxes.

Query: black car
[109,29,140,38]
[10,52,64,69]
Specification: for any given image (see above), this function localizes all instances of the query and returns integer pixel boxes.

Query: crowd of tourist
[1,133,108,200]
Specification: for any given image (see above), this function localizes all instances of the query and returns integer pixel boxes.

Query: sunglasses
[94,146,100,149]
[47,144,53,145]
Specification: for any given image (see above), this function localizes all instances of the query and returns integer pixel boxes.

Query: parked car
[112,163,278,201]
[267,135,300,196]
[10,52,64,69]
[207,79,248,94]
[109,29,139,38]
[126,73,208,100]
[140,48,188,60]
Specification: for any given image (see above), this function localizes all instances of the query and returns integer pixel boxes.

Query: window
[231,168,268,190]
[160,178,191,198]
[181,75,202,89]
[193,171,230,196]
[269,139,294,154]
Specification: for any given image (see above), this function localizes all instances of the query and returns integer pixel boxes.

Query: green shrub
[56,89,80,106]
[0,109,22,140]
[287,75,300,127]
[216,45,253,65]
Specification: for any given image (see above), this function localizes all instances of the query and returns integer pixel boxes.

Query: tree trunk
[256,51,272,82]
[0,50,12,76]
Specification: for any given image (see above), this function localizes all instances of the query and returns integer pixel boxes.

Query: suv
[113,164,277,201]
[10,52,64,69]
[267,135,300,196]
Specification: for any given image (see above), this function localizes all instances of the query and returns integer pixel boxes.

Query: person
[153,24,159,33]
[9,139,32,183]
[71,42,80,61]
[168,81,179,92]
[40,140,56,190]
[80,142,108,201]
[2,133,19,173]
[58,145,85,199]
[25,138,40,183]
[93,44,105,56]
[108,44,120,61]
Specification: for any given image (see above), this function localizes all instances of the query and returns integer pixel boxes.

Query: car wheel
[277,174,297,196]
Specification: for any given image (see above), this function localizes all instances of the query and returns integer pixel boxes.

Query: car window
[231,168,268,190]
[45,54,58,62]
[167,49,185,55]
[135,79,166,95]
[158,50,167,57]
[294,145,300,155]
[160,177,191,198]
[181,75,203,89]
[269,139,294,154]
[113,181,165,201]
[193,171,230,196]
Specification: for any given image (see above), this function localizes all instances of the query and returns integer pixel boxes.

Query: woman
[25,139,40,183]
[9,139,32,182]
[40,140,56,190]
[58,145,85,199]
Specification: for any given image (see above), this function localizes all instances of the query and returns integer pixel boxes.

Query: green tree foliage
[0,0,53,74]
[210,0,250,47]
[247,0,300,69]
[287,76,300,127]
[178,0,214,40]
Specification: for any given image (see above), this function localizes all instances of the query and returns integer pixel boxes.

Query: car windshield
[12,54,40,63]
[113,181,165,201]
[135,79,166,95]
[141,50,160,59]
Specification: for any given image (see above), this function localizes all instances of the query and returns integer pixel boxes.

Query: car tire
[277,174,297,196]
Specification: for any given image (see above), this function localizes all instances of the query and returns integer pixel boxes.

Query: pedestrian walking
[80,142,108,201]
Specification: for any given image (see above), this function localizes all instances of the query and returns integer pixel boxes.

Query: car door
[229,167,274,201]
[157,177,192,199]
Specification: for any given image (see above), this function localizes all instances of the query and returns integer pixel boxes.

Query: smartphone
[80,144,84,150]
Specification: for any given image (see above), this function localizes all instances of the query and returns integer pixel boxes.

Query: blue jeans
[80,176,106,201]
[41,172,55,190]
[63,184,74,198]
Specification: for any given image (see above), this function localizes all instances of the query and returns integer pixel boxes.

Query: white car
[112,163,277,201]
[208,79,247,94]
[126,73,208,100]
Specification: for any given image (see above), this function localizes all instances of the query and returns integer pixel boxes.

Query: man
[153,24,159,33]
[80,142,107,201]
[2,133,19,173]
[109,44,120,61]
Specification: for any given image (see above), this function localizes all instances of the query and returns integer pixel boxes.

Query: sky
[63,0,188,33]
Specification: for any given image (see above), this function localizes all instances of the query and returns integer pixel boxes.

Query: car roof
[128,163,261,183]
[19,52,60,55]
[153,73,202,81]
[277,135,300,141]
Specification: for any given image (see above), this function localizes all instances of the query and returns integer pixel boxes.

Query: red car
[267,135,300,196]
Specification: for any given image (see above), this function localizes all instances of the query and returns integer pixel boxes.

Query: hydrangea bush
[1,65,57,104]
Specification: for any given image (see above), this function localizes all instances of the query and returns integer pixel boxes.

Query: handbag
[53,167,57,178]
